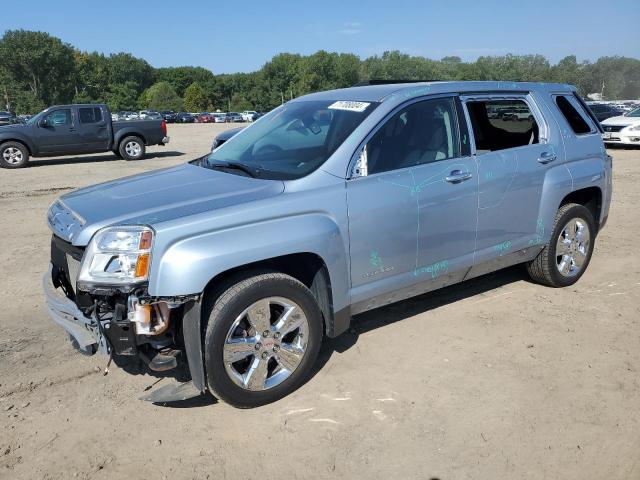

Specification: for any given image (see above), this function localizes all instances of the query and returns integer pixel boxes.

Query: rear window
[555,96,592,134]
[79,107,103,124]
[465,99,539,153]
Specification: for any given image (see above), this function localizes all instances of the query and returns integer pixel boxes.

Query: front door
[347,96,478,312]
[36,108,82,154]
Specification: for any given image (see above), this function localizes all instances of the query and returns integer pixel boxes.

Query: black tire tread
[0,141,29,169]
[203,271,321,408]
[118,135,145,160]
[526,203,591,287]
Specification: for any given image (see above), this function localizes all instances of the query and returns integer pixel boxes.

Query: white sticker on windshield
[328,101,371,112]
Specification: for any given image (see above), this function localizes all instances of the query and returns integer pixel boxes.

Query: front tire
[204,272,323,408]
[526,203,595,287]
[118,136,145,160]
[0,141,29,168]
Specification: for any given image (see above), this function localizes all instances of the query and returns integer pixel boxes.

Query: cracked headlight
[78,226,153,285]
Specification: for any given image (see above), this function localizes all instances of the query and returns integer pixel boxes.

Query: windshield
[626,107,640,117]
[203,100,378,180]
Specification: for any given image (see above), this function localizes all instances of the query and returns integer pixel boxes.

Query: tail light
[161,120,167,136]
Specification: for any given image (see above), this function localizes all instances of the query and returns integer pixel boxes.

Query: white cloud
[339,22,363,35]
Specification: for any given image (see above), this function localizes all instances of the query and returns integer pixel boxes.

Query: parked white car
[601,106,640,146]
[213,113,227,123]
[242,110,259,122]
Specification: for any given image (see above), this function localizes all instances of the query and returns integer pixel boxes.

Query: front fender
[148,213,350,313]
[0,131,36,154]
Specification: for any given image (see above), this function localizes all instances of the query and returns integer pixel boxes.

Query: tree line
[1,29,639,115]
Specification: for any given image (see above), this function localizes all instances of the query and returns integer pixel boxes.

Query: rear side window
[555,96,592,134]
[465,99,539,154]
[79,107,103,124]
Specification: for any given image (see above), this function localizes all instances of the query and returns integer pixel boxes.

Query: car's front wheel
[204,272,323,408]
[526,203,595,287]
[0,141,29,168]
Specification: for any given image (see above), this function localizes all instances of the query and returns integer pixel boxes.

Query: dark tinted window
[466,99,538,153]
[555,96,592,134]
[367,97,460,175]
[44,109,72,126]
[79,107,103,124]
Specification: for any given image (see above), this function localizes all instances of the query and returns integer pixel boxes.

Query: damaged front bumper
[42,262,206,402]
[43,264,106,354]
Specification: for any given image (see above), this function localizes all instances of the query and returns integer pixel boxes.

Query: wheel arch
[201,252,339,337]
[559,186,602,233]
[115,130,147,146]
[0,137,33,155]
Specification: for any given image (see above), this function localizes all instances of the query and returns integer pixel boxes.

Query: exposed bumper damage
[43,234,206,402]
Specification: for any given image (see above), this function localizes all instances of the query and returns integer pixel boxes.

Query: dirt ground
[0,123,638,480]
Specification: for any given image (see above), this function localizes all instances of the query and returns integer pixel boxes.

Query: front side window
[466,99,539,153]
[204,100,378,179]
[44,109,72,126]
[554,96,592,134]
[367,97,460,175]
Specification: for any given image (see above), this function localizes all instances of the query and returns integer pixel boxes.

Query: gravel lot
[0,123,638,480]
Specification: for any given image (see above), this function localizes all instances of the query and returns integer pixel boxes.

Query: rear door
[346,95,478,311]
[36,108,82,154]
[462,94,558,263]
[76,106,110,151]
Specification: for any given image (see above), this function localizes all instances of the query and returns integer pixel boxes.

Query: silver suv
[44,81,612,407]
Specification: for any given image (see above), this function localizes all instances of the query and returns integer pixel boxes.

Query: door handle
[445,170,473,183]
[538,152,557,164]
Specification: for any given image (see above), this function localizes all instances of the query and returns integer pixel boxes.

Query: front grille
[603,125,625,132]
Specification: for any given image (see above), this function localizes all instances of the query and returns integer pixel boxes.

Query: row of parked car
[585,101,640,122]
[111,110,263,124]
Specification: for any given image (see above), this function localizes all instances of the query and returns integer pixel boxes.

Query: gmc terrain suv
[44,81,612,407]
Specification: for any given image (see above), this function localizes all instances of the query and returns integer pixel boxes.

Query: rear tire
[118,136,145,160]
[204,272,323,408]
[0,141,29,168]
[526,203,595,287]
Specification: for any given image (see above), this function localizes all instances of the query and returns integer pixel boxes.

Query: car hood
[601,115,640,126]
[53,163,285,245]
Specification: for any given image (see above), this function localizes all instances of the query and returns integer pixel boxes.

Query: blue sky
[4,0,640,73]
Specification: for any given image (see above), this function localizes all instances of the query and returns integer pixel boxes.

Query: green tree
[104,81,139,111]
[0,29,76,109]
[183,82,207,111]
[144,81,182,111]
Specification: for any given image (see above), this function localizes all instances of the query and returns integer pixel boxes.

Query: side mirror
[352,144,368,178]
[38,118,48,128]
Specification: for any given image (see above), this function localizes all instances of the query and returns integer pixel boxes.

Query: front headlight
[628,124,640,131]
[78,226,153,285]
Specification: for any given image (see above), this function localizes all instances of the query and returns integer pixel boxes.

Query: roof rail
[352,80,437,87]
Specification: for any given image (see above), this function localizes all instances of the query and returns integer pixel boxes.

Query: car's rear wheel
[0,141,29,168]
[526,203,595,287]
[204,272,323,408]
[119,136,145,160]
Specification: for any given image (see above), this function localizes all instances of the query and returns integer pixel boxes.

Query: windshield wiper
[207,161,258,178]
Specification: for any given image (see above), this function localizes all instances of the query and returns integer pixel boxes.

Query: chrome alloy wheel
[223,297,309,391]
[2,147,23,165]
[125,141,142,157]
[556,217,591,277]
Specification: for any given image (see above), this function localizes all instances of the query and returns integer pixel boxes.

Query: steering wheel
[254,144,284,158]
